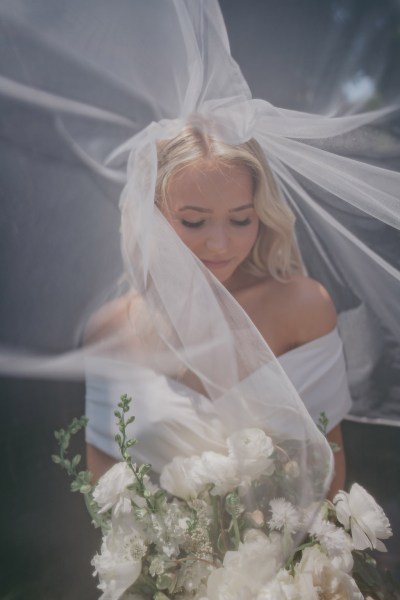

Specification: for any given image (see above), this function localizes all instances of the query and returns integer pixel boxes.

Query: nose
[205,223,229,254]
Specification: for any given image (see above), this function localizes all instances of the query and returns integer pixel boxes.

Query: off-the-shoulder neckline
[277,327,339,361]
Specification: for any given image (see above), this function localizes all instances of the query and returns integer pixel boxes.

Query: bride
[0,0,399,588]
[84,123,350,498]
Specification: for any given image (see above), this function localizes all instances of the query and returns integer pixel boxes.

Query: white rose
[227,429,275,481]
[93,462,135,516]
[334,483,392,551]
[294,546,363,600]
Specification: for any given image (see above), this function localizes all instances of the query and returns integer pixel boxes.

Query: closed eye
[231,218,252,226]
[181,219,205,228]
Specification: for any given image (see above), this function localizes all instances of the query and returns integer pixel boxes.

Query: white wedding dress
[86,327,351,474]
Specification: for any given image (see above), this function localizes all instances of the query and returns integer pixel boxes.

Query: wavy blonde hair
[156,124,303,281]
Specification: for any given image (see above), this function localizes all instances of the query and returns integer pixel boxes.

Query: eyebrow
[178,203,254,213]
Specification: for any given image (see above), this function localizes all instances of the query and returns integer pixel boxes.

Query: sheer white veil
[0,0,399,548]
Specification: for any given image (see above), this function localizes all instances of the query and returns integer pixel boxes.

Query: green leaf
[51,454,61,464]
[353,550,383,589]
[138,464,152,476]
[72,455,81,468]
[156,572,177,593]
[317,412,328,435]
[79,484,92,494]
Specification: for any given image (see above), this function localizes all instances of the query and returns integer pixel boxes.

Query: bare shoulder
[83,294,141,345]
[283,275,337,344]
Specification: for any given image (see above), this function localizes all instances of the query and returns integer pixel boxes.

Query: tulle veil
[0,0,399,574]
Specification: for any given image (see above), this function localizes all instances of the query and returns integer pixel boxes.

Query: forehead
[166,160,254,208]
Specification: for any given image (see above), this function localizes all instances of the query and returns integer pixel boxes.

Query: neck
[223,267,266,294]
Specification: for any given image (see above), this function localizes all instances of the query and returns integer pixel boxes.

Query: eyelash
[181,218,252,228]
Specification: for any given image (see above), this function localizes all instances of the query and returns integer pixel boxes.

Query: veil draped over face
[0,0,399,566]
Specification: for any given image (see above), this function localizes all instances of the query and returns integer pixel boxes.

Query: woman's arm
[327,422,346,499]
[284,276,348,499]
[87,443,118,483]
[84,295,132,481]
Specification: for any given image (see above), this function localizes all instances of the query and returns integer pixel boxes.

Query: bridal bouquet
[53,396,398,600]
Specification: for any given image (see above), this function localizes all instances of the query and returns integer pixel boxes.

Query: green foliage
[352,551,400,600]
[52,415,104,527]
[317,411,340,453]
[114,394,167,514]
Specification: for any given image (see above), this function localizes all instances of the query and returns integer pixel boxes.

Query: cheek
[169,222,203,253]
[239,222,260,253]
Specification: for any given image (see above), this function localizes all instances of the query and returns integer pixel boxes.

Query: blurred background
[0,1,399,598]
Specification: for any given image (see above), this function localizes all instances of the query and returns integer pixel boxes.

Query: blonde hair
[156,124,304,281]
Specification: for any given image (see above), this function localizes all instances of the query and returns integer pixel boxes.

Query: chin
[211,267,238,285]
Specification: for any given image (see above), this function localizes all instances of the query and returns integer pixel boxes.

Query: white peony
[93,462,136,516]
[257,569,299,600]
[334,483,392,552]
[206,530,282,600]
[161,428,276,500]
[227,428,275,482]
[294,546,363,600]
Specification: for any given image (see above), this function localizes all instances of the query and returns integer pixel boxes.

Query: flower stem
[231,512,241,550]
[210,494,220,553]
[284,540,316,570]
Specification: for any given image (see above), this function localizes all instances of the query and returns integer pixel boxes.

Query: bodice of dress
[278,328,352,430]
[85,328,351,474]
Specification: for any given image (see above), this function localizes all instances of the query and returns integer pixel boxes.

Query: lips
[201,259,232,269]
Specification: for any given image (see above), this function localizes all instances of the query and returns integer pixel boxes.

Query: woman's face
[162,160,259,287]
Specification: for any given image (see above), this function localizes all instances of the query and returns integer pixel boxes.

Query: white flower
[176,559,215,595]
[309,510,353,571]
[227,428,275,481]
[201,451,240,496]
[160,451,239,499]
[206,530,282,600]
[160,455,208,499]
[245,509,265,528]
[294,546,363,600]
[149,556,165,577]
[284,460,300,479]
[269,498,301,534]
[92,518,145,600]
[334,483,392,552]
[257,569,299,600]
[93,462,135,516]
